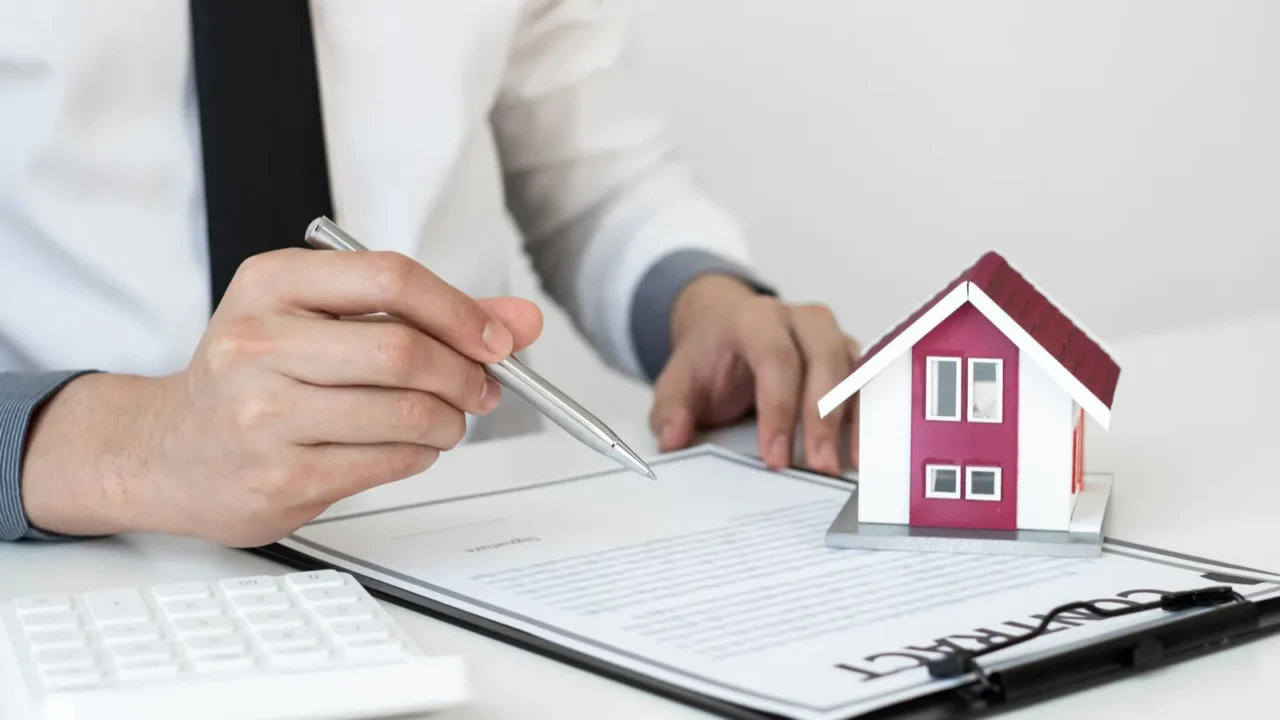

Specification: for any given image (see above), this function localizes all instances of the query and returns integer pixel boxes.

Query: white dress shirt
[0,0,765,540]
[0,0,754,378]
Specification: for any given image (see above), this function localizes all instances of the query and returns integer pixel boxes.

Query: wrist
[21,372,166,537]
[670,273,760,348]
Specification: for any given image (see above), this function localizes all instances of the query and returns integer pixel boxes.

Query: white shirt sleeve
[491,0,764,380]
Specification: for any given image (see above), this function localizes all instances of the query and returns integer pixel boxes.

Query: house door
[908,304,1019,531]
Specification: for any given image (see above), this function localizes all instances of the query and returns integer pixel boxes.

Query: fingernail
[482,322,513,358]
[816,439,836,471]
[770,434,790,466]
[480,377,502,413]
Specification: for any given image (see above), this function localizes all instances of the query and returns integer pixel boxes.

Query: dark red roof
[852,251,1120,409]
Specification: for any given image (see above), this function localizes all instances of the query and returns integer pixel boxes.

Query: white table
[4,311,1279,719]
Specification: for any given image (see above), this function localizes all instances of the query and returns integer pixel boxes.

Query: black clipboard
[244,443,1280,720]
[247,539,1280,720]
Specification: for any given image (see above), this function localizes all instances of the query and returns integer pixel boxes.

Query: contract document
[274,445,1280,720]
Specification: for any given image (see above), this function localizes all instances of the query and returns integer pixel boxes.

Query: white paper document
[279,445,1280,719]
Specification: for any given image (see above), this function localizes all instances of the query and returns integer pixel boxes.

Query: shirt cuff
[630,249,777,381]
[0,370,98,541]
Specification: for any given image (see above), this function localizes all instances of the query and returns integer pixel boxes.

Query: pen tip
[611,442,656,480]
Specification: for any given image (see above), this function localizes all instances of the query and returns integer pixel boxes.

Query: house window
[925,357,960,421]
[966,467,1002,501]
[925,465,961,499]
[968,358,1003,423]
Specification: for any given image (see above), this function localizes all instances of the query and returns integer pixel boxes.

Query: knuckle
[204,319,270,373]
[734,295,783,331]
[800,302,837,324]
[235,251,280,284]
[254,462,303,506]
[374,325,421,379]
[233,393,282,431]
[367,252,415,300]
[444,295,487,338]
[397,392,437,430]
[762,342,803,374]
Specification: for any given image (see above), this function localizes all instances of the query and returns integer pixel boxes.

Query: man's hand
[649,275,859,475]
[21,249,543,547]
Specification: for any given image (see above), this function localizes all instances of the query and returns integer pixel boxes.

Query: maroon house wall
[909,303,1020,530]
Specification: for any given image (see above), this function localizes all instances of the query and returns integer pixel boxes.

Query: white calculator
[0,570,469,720]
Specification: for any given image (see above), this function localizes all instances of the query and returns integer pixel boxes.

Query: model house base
[826,473,1111,558]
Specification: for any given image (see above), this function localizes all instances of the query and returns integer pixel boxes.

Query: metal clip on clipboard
[911,585,1280,715]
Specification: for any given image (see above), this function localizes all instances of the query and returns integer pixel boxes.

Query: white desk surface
[4,311,1279,719]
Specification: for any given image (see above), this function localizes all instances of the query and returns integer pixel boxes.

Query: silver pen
[304,216,656,480]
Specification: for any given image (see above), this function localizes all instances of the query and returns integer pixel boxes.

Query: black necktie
[189,0,335,312]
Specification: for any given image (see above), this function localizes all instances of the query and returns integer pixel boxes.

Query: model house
[819,251,1120,556]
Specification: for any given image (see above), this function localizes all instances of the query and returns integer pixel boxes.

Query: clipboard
[249,540,1280,719]
[244,446,1280,720]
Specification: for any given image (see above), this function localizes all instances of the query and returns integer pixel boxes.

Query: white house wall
[857,351,912,524]
[1016,350,1074,531]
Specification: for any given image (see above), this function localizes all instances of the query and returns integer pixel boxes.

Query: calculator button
[107,641,171,664]
[100,622,162,644]
[14,594,74,615]
[26,629,90,650]
[300,586,360,605]
[85,589,151,625]
[231,592,290,612]
[21,611,81,631]
[163,598,222,618]
[285,570,345,590]
[172,616,235,636]
[258,628,321,650]
[151,582,211,601]
[33,648,98,671]
[184,635,248,656]
[192,655,255,674]
[40,667,104,690]
[268,646,331,665]
[330,620,391,644]
[219,576,277,594]
[313,601,376,622]
[343,638,406,661]
[118,659,181,682]
[244,609,305,629]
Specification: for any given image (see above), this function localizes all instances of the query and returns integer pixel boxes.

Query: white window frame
[925,356,961,421]
[925,464,962,499]
[967,358,1004,423]
[965,466,1003,501]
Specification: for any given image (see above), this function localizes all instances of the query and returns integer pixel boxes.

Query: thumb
[477,297,544,352]
[649,348,705,452]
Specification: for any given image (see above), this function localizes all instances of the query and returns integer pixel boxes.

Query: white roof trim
[817,284,967,418]
[817,281,1114,430]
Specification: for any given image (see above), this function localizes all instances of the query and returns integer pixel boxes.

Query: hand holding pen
[22,217,652,547]
[304,217,653,478]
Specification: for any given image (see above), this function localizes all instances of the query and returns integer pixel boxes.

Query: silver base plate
[825,475,1112,558]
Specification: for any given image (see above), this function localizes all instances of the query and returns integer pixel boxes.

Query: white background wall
[508,0,1280,430]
